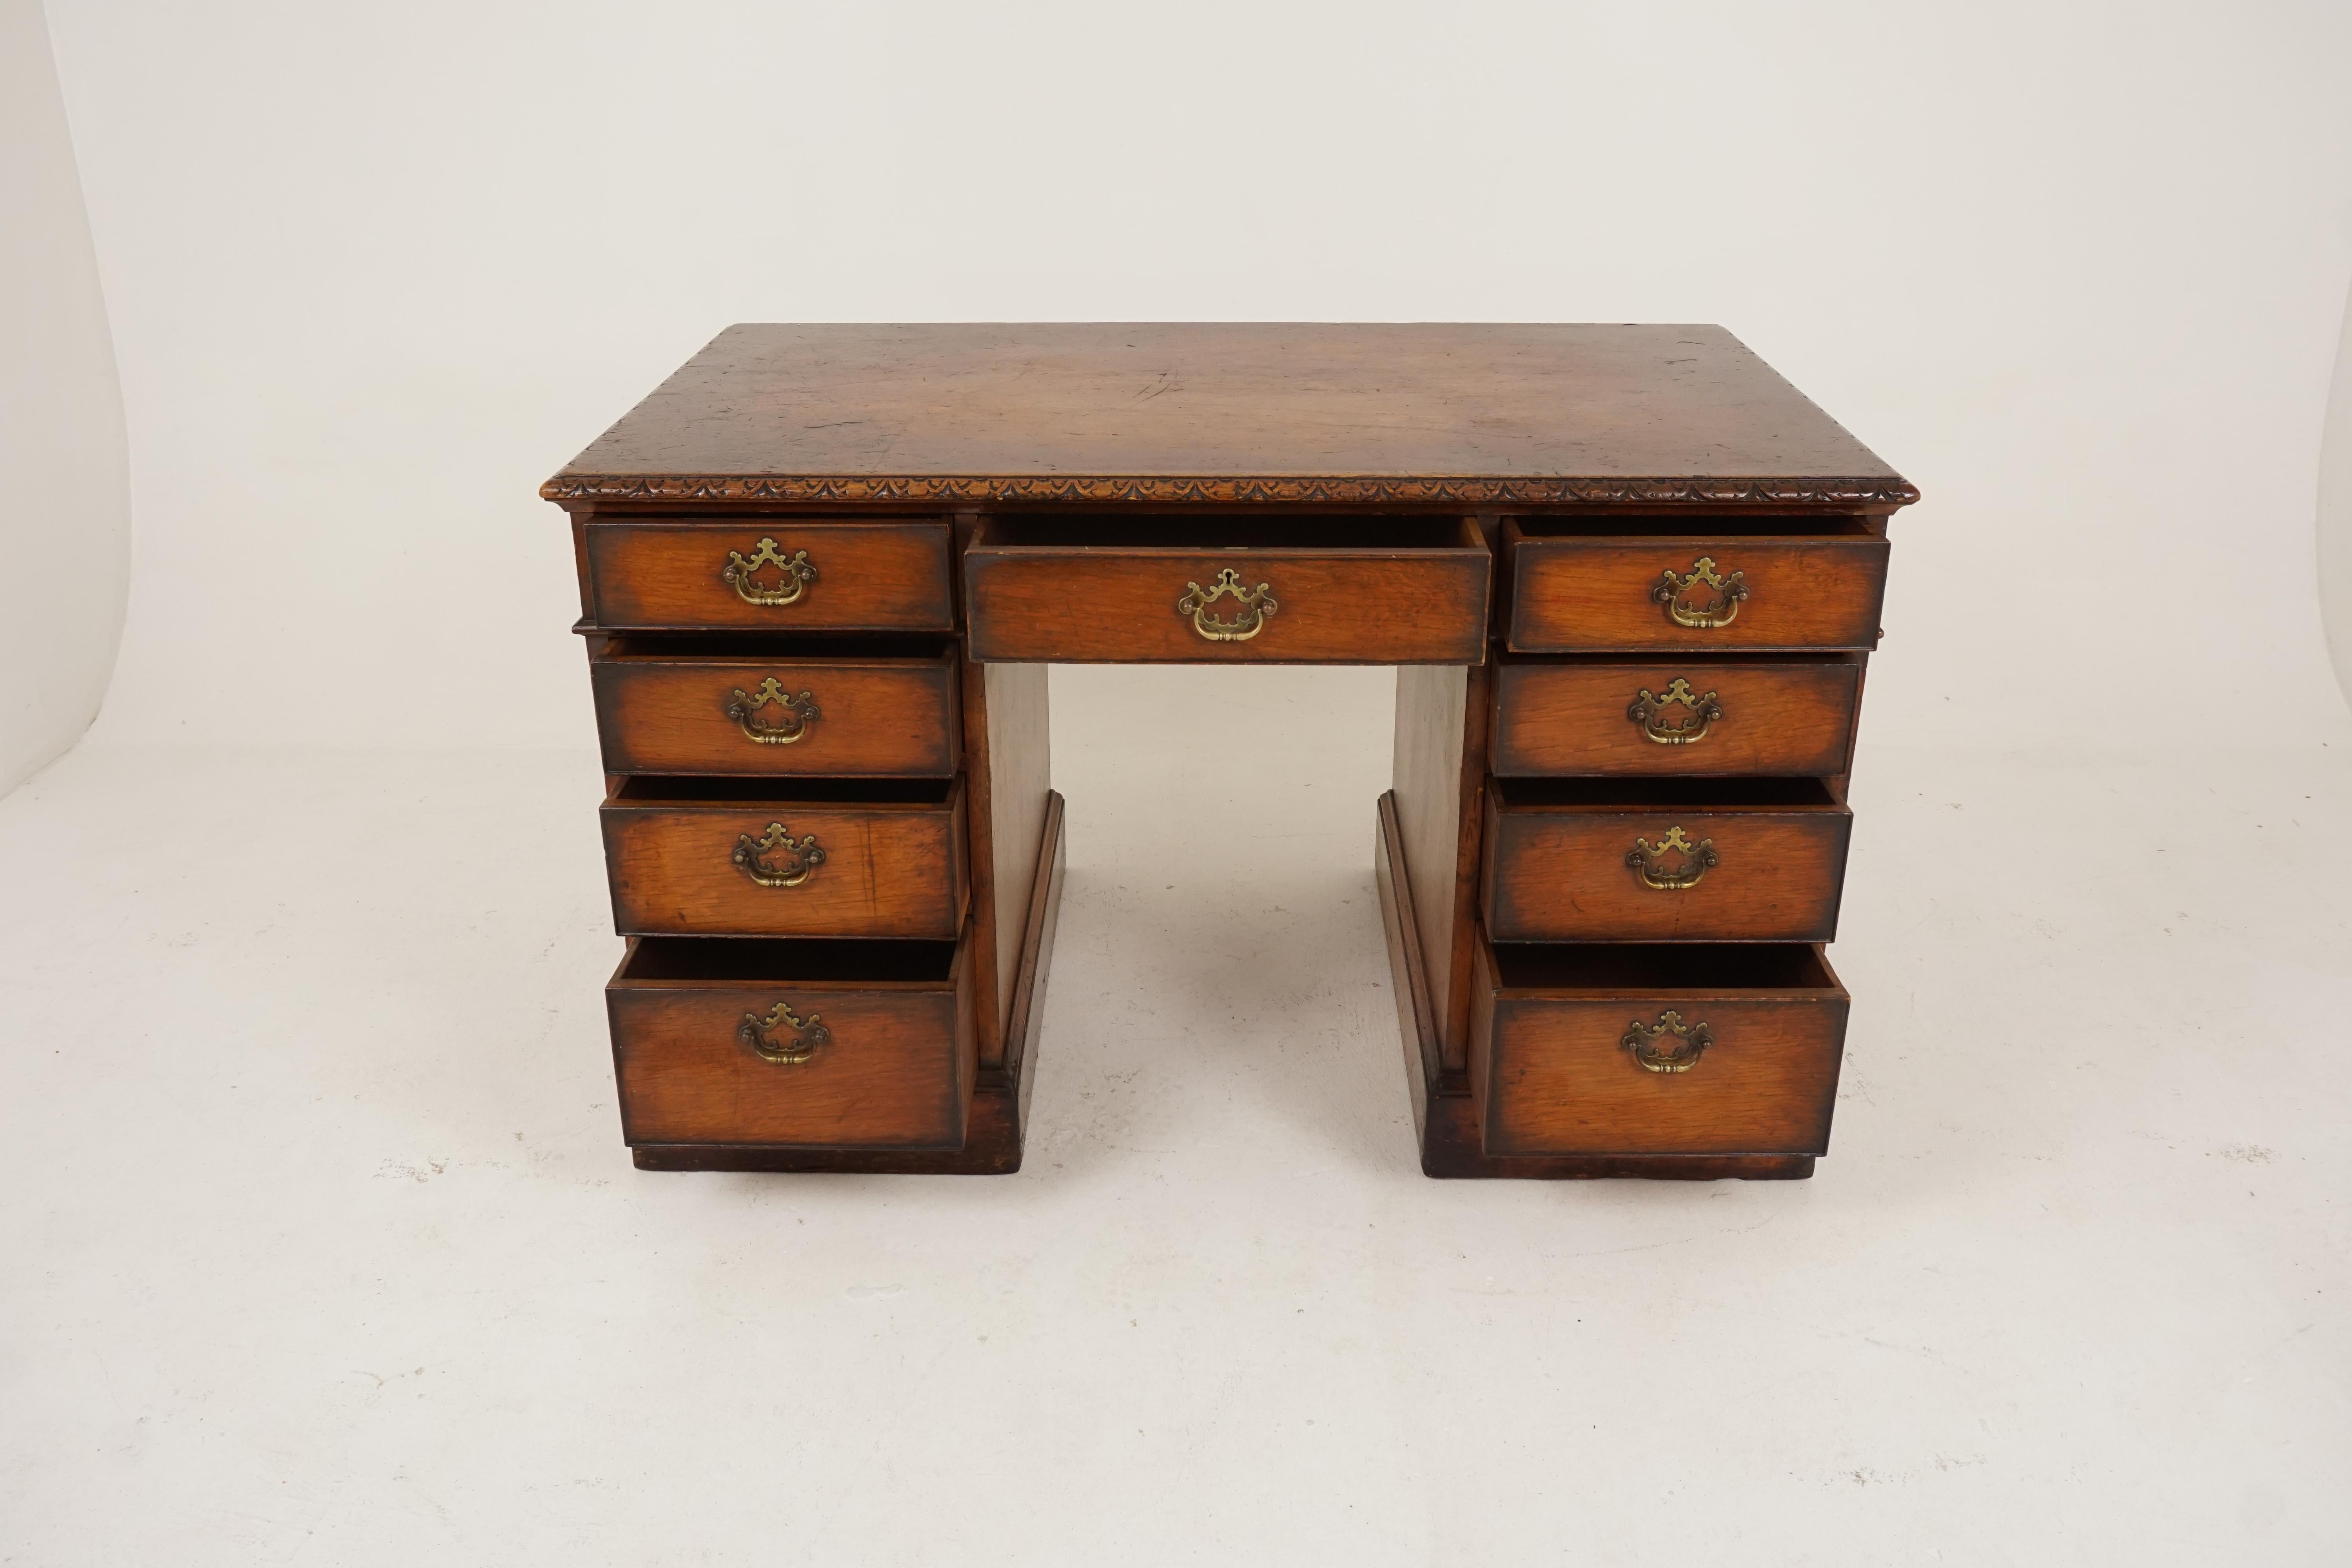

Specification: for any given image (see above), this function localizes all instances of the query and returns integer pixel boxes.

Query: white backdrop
[16,6,2352,1560]
[2323,277,2352,699]
[0,0,127,794]
[40,0,2352,761]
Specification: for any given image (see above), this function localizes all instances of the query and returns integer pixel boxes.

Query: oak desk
[545,324,1916,1180]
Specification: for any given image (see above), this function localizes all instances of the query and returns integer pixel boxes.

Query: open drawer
[963,514,1490,663]
[1469,937,1849,1157]
[1504,516,1888,653]
[600,776,967,939]
[608,933,975,1150]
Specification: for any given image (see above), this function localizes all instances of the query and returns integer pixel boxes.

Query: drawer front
[591,652,961,777]
[585,521,954,631]
[1483,800,1851,943]
[1491,658,1861,777]
[1506,530,1888,652]
[608,942,974,1150]
[964,546,1490,663]
[601,791,967,938]
[1471,943,1848,1157]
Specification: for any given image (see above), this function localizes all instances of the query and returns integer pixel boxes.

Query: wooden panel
[1491,656,1862,777]
[584,520,953,630]
[965,520,1490,664]
[1506,527,1889,652]
[608,936,973,1149]
[1375,789,1442,1127]
[590,643,960,777]
[1471,938,1849,1157]
[969,662,1052,1065]
[601,785,966,938]
[1483,788,1851,943]
[1005,790,1068,1133]
[543,324,1915,508]
[1390,667,1486,1070]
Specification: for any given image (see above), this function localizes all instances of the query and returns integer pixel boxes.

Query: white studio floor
[2,664,2347,1563]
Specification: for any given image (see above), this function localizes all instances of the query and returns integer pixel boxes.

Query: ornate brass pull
[739,1001,830,1064]
[1653,555,1746,629]
[733,822,826,887]
[1178,568,1278,642]
[722,537,818,606]
[1627,677,1722,745]
[725,679,821,746]
[1622,1010,1712,1073]
[1626,825,1717,890]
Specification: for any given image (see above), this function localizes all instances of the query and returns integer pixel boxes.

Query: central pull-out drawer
[608,933,975,1150]
[589,635,962,777]
[1482,777,1851,943]
[1505,518,1887,653]
[601,777,967,938]
[1471,938,1849,1158]
[584,518,954,631]
[963,514,1490,663]
[1490,654,1862,777]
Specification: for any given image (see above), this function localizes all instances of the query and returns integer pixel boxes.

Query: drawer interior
[975,514,1481,550]
[1511,514,1878,539]
[591,632,956,661]
[1496,649,1866,670]
[610,776,952,805]
[617,935,958,983]
[1492,777,1840,809]
[1488,941,1837,991]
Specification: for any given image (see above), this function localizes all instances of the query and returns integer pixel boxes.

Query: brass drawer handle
[722,537,818,606]
[1626,825,1716,890]
[1627,677,1722,745]
[1178,568,1277,642]
[725,679,821,745]
[733,822,826,887]
[1622,1010,1712,1073]
[1653,555,1746,629]
[739,1001,830,1064]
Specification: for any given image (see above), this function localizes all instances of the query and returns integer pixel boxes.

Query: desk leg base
[630,791,1067,1177]
[1374,792,1815,1183]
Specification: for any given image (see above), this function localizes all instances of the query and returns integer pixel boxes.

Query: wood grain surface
[590,642,960,777]
[608,938,973,1149]
[584,519,953,630]
[1490,655,1862,777]
[1506,527,1890,652]
[965,519,1490,663]
[601,786,966,938]
[1481,789,1851,943]
[543,324,1915,506]
[1470,937,1849,1157]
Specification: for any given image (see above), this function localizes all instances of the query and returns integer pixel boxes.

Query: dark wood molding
[544,472,1920,508]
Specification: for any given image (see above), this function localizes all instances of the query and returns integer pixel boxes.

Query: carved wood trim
[540,473,1920,507]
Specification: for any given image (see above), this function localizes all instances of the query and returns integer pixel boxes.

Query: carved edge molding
[539,473,1921,507]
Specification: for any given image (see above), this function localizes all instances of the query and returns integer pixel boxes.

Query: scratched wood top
[544,323,1914,508]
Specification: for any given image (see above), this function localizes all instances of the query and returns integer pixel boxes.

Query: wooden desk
[545,324,1917,1180]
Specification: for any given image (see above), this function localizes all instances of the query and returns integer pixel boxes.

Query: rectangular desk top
[543,323,1915,510]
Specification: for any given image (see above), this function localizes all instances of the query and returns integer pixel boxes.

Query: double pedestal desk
[546,324,1917,1180]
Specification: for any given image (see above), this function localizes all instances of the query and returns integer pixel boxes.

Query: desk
[544,324,1917,1180]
